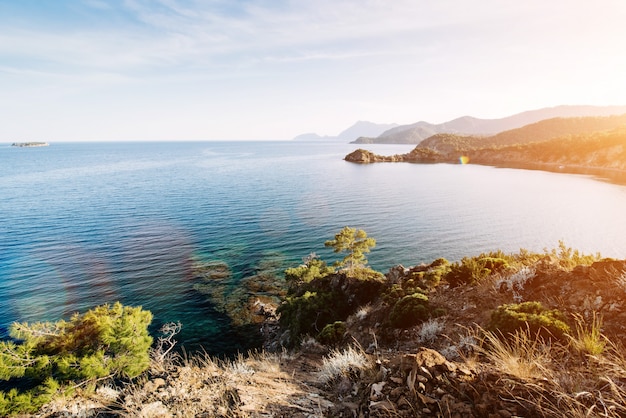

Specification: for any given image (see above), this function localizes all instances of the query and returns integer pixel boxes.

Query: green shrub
[488,301,570,341]
[423,258,451,288]
[446,255,509,287]
[0,303,152,416]
[284,255,334,288]
[279,268,386,345]
[389,292,430,329]
[317,321,347,346]
[277,290,344,341]
[547,240,602,270]
[279,228,385,345]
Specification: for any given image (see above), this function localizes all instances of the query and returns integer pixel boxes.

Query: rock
[389,387,405,400]
[387,265,409,283]
[390,376,404,384]
[417,392,437,405]
[144,378,166,393]
[415,348,448,369]
[397,396,412,409]
[370,381,386,401]
[369,399,396,412]
[139,401,171,418]
[345,148,377,163]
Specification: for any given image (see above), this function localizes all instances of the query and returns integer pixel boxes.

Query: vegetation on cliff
[4,229,626,417]
[0,303,152,415]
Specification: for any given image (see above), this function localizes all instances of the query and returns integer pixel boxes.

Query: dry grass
[317,345,373,385]
[476,327,553,380]
[475,324,626,418]
[36,349,329,417]
[569,312,607,356]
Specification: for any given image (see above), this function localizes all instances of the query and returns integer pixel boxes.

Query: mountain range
[293,121,398,141]
[316,105,626,144]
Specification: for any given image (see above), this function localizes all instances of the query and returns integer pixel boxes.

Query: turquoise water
[2,141,626,353]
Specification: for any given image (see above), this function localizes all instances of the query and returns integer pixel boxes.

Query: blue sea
[2,141,626,353]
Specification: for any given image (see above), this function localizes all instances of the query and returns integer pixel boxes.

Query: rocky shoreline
[345,147,626,185]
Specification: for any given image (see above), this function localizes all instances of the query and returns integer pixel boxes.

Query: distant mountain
[352,105,626,144]
[293,121,398,142]
[336,121,399,141]
[293,132,332,141]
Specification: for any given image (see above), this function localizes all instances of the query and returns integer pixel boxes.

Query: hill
[293,121,397,142]
[352,105,626,144]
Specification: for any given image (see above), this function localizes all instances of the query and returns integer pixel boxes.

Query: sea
[2,140,626,354]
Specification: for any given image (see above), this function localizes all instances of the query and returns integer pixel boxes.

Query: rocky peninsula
[346,126,626,184]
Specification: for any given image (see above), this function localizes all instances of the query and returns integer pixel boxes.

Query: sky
[2,0,626,141]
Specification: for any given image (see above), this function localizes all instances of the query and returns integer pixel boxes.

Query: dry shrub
[477,327,553,380]
[317,345,372,385]
[489,327,626,417]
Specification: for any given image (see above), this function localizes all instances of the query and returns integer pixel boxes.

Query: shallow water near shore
[2,141,626,353]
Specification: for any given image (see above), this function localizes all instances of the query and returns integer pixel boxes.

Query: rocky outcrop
[345,127,626,184]
[344,148,405,163]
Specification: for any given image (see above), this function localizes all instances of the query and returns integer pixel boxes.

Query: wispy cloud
[2,0,626,140]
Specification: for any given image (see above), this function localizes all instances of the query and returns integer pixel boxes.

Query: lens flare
[459,155,470,165]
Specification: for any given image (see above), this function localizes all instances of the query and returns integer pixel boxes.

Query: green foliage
[488,301,570,341]
[411,258,451,288]
[546,240,602,270]
[277,290,344,340]
[325,226,376,274]
[445,254,510,287]
[0,378,59,416]
[284,254,334,288]
[389,292,430,329]
[278,268,386,344]
[0,303,152,415]
[317,321,347,346]
[279,227,385,345]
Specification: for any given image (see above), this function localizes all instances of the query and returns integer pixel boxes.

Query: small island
[11,142,49,147]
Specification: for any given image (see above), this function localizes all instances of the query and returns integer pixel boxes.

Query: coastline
[344,148,626,186]
[479,161,626,186]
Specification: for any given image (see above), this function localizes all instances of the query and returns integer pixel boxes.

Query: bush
[277,290,344,341]
[389,292,430,329]
[488,301,570,341]
[284,255,334,288]
[423,258,451,288]
[446,255,510,287]
[0,303,153,416]
[317,321,347,346]
[278,270,386,344]
[547,240,602,270]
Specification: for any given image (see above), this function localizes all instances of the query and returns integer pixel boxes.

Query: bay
[1,141,626,353]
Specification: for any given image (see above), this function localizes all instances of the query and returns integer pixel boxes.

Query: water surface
[1,141,625,352]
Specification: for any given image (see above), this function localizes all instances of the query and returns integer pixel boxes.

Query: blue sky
[2,0,626,141]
